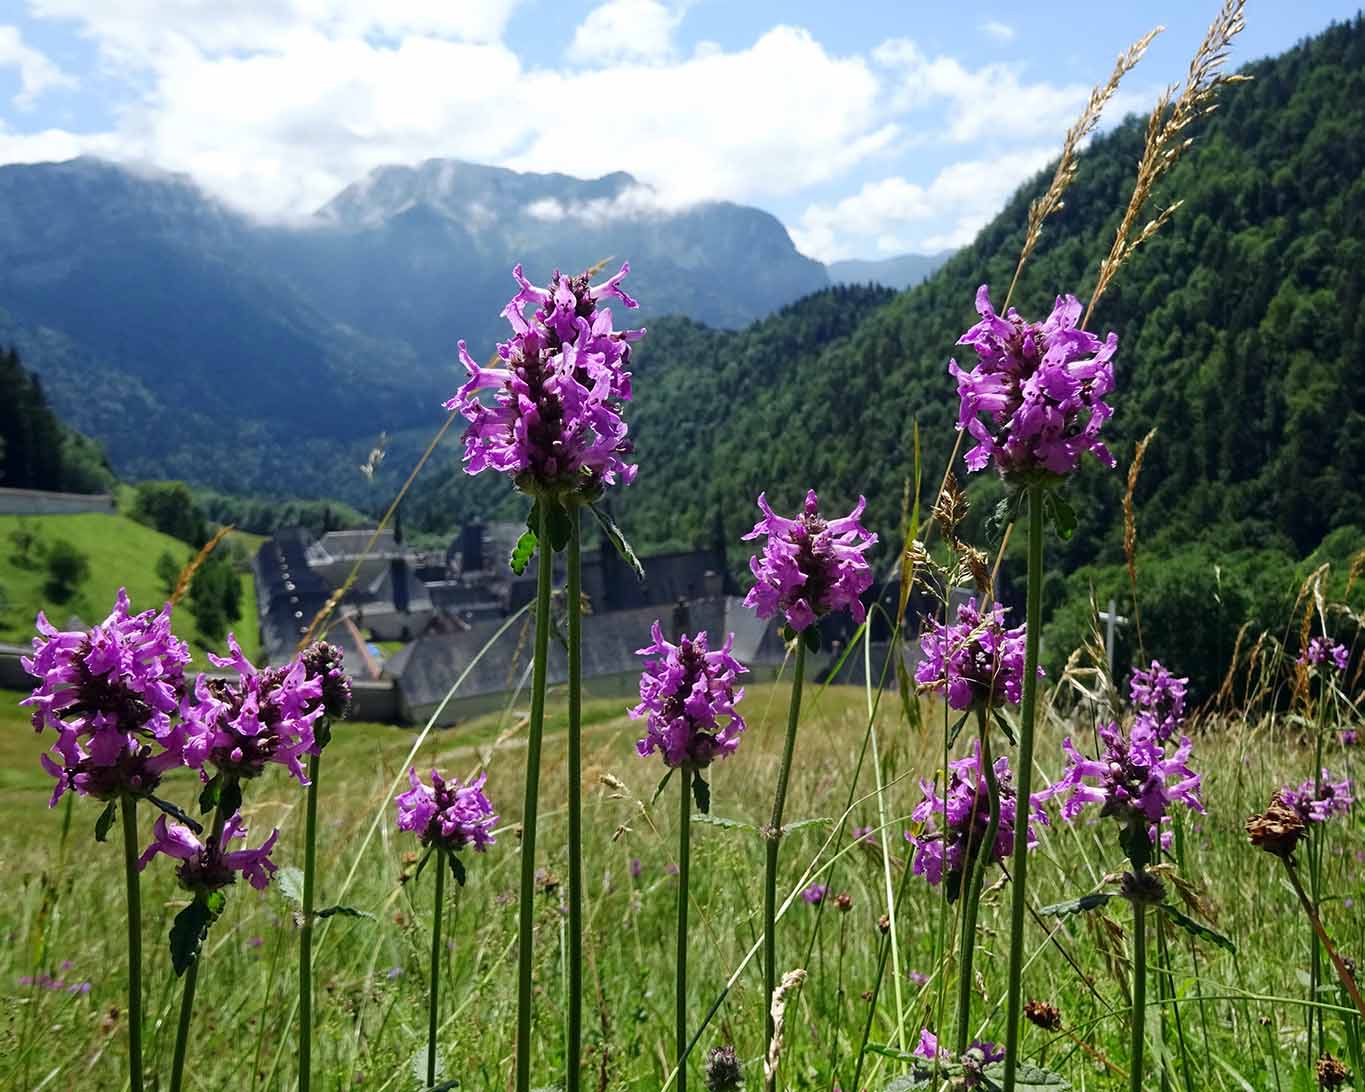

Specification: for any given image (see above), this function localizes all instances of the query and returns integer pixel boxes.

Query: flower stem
[1002,484,1044,1092]
[566,508,583,1092]
[763,639,806,1086]
[1282,856,1365,1021]
[515,510,555,1092]
[428,847,446,1089]
[956,724,1001,1054]
[299,750,321,1092]
[676,770,692,1092]
[120,794,144,1092]
[1131,900,1148,1092]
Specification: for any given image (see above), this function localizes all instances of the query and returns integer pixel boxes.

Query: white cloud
[526,184,677,225]
[981,19,1015,42]
[0,24,77,106]
[790,146,1054,262]
[568,0,683,66]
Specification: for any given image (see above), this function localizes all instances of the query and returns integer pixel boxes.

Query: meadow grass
[1,667,1360,1091]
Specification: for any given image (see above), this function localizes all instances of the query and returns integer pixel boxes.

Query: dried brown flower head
[704,1044,742,1091]
[834,892,853,914]
[1024,999,1063,1032]
[877,913,890,935]
[1316,1053,1350,1090]
[1120,869,1166,905]
[1246,794,1307,858]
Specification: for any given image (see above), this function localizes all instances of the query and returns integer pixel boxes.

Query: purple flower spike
[950,284,1117,479]
[180,636,324,784]
[23,588,192,806]
[1129,660,1188,743]
[801,883,828,905]
[1055,722,1204,825]
[395,768,498,855]
[1299,636,1350,673]
[742,490,877,632]
[915,598,1032,712]
[906,741,1048,894]
[445,263,644,499]
[1279,771,1353,825]
[298,641,353,725]
[631,621,747,769]
[138,812,279,893]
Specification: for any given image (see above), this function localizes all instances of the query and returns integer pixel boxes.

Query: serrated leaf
[509,530,538,576]
[94,800,117,843]
[277,866,305,908]
[981,1062,1071,1090]
[199,774,220,816]
[692,814,757,833]
[525,500,541,535]
[204,889,226,915]
[412,846,434,883]
[690,771,710,815]
[545,502,573,552]
[1045,491,1076,542]
[147,794,203,834]
[588,503,645,582]
[801,626,822,653]
[782,817,832,836]
[650,768,675,806]
[317,904,376,921]
[170,897,215,976]
[1039,893,1113,917]
[1160,903,1236,952]
[219,778,242,821]
[448,852,466,888]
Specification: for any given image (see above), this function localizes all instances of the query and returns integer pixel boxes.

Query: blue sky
[0,1,1359,260]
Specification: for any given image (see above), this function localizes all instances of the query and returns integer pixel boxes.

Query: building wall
[0,487,115,516]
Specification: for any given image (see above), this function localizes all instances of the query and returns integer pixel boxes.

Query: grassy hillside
[0,512,260,665]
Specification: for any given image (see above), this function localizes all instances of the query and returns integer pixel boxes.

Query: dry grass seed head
[169,523,235,608]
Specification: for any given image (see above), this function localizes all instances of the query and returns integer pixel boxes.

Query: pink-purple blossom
[801,883,828,905]
[1279,771,1353,825]
[1300,636,1350,673]
[630,621,747,768]
[906,742,1048,893]
[1129,660,1188,743]
[741,490,877,632]
[949,284,1117,478]
[298,641,353,725]
[445,263,644,498]
[915,598,1031,712]
[22,588,191,806]
[1055,722,1204,825]
[138,812,279,893]
[395,768,498,854]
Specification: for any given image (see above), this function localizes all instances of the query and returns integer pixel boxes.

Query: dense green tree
[0,346,112,493]
[43,540,90,603]
[130,481,208,546]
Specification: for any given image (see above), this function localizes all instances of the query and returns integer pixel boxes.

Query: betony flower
[1279,771,1354,825]
[631,621,747,768]
[1055,722,1204,825]
[950,284,1117,479]
[23,588,191,805]
[1300,636,1350,673]
[445,263,644,499]
[180,636,323,784]
[298,641,353,724]
[742,490,877,632]
[913,1028,947,1063]
[138,812,279,893]
[395,768,498,855]
[915,598,1031,712]
[1129,659,1188,743]
[906,741,1048,897]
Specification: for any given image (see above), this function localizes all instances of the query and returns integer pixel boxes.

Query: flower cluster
[1279,771,1354,825]
[801,883,828,905]
[395,768,498,854]
[445,263,644,499]
[742,490,877,632]
[1129,660,1188,742]
[138,812,279,894]
[298,640,353,724]
[631,622,747,769]
[907,742,1047,894]
[181,636,324,785]
[1300,636,1350,673]
[22,589,192,806]
[949,285,1117,479]
[1055,722,1203,825]
[916,598,1029,712]
[912,1029,1004,1086]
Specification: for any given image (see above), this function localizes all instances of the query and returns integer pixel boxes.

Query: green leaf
[1039,893,1113,917]
[545,502,573,552]
[1160,903,1236,953]
[448,852,466,888]
[169,897,215,977]
[315,718,333,751]
[981,1061,1072,1090]
[881,1076,934,1091]
[782,817,832,836]
[650,768,675,806]
[412,846,434,883]
[509,530,538,576]
[317,904,376,921]
[588,503,645,582]
[94,799,117,843]
[147,794,203,834]
[801,626,822,653]
[219,778,242,821]
[204,889,227,915]
[277,866,305,908]
[781,624,797,643]
[198,774,221,816]
[947,710,970,747]
[1119,820,1153,871]
[690,771,710,815]
[1044,491,1077,542]
[691,814,757,833]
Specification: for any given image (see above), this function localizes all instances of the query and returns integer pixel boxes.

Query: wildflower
[1316,1053,1350,1090]
[741,490,877,632]
[22,588,191,805]
[394,768,497,855]
[1342,729,1359,747]
[851,824,877,845]
[445,263,643,500]
[629,857,642,879]
[664,862,680,877]
[1300,636,1349,673]
[949,284,1117,479]
[1055,721,1203,825]
[907,742,1048,898]
[297,641,352,724]
[834,892,853,913]
[137,812,279,893]
[801,883,828,905]
[631,622,747,768]
[1279,772,1353,825]
[908,969,929,987]
[913,1028,948,1063]
[1024,999,1063,1031]
[1129,659,1188,742]
[915,598,1030,712]
[704,1044,743,1091]
[181,636,323,784]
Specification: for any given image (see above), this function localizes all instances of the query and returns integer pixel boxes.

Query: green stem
[1131,900,1147,1092]
[120,795,144,1092]
[957,725,1002,1054]
[1310,698,1327,1055]
[566,508,583,1092]
[515,509,555,1092]
[299,750,321,1092]
[676,771,692,1092]
[428,847,446,1089]
[763,639,807,1088]
[1002,485,1044,1092]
